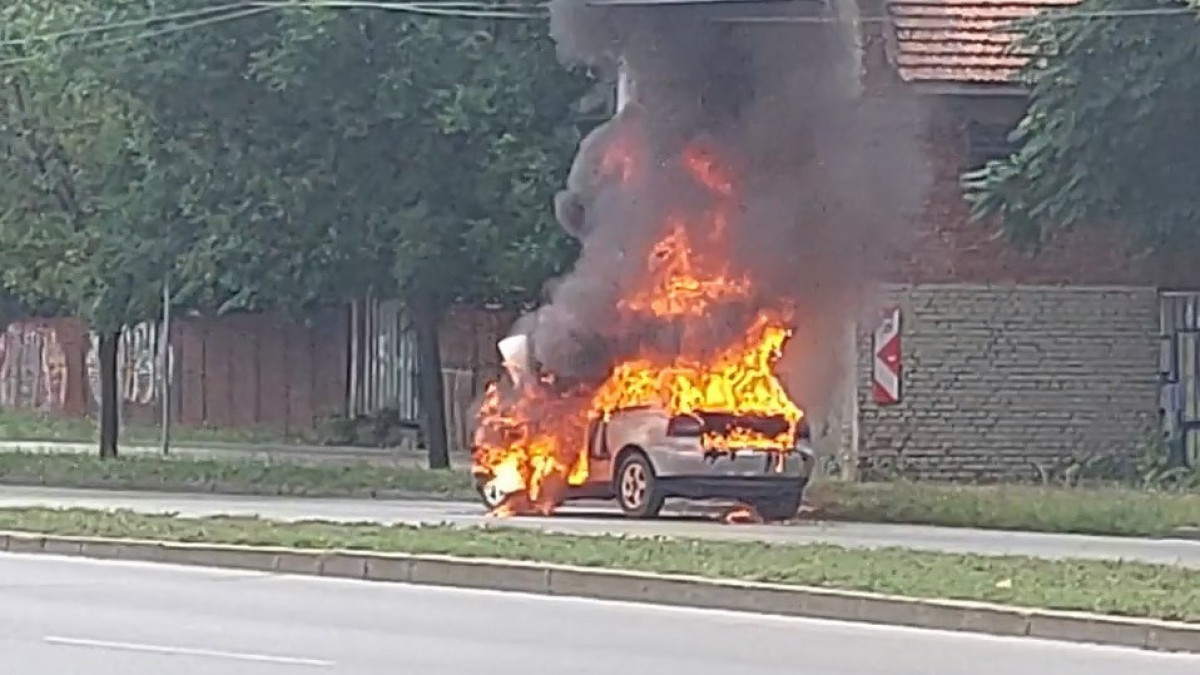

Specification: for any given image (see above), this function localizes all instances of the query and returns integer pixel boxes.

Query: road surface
[3,486,1200,567]
[3,553,1198,674]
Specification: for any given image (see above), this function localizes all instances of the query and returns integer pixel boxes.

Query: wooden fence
[0,303,514,436]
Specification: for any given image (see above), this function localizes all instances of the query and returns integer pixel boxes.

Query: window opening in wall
[963,120,1017,171]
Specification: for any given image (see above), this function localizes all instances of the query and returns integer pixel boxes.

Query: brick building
[827,0,1200,479]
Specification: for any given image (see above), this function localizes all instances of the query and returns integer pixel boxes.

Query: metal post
[843,318,860,481]
[160,274,172,456]
[616,62,633,112]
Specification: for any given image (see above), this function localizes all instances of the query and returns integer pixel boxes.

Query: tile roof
[885,0,1082,84]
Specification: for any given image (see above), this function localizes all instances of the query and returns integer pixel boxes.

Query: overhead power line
[0,0,544,49]
[0,2,257,49]
[0,1,546,69]
[0,5,276,68]
[287,1,545,18]
[0,0,1195,70]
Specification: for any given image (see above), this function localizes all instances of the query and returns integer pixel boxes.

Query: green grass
[2,507,1198,622]
[0,451,476,499]
[807,480,1200,538]
[0,409,287,446]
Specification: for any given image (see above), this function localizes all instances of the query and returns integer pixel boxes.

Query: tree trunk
[98,329,121,459]
[413,298,450,470]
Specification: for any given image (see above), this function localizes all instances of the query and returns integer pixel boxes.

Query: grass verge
[0,451,476,500]
[2,507,1198,622]
[0,409,287,446]
[807,480,1200,538]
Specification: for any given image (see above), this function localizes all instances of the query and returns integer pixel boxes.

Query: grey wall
[853,284,1161,480]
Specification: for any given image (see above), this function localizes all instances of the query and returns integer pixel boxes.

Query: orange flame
[618,218,751,318]
[471,129,802,516]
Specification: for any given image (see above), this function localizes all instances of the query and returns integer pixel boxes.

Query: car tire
[753,486,804,522]
[615,451,665,519]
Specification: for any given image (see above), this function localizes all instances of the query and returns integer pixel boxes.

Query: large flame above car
[471,120,803,516]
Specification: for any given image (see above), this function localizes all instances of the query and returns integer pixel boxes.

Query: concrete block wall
[853,284,1161,480]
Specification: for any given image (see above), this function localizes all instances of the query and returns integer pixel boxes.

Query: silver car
[476,406,815,520]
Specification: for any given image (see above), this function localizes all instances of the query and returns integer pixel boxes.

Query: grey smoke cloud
[523,0,931,419]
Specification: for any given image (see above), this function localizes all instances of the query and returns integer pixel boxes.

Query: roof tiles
[885,0,1082,84]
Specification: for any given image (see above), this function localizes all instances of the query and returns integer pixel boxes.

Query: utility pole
[160,273,172,456]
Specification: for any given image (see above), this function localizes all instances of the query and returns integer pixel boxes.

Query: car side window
[587,417,609,459]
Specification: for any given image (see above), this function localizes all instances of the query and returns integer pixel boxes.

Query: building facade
[825,0,1199,479]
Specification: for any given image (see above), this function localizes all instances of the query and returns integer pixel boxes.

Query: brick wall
[853,284,1161,480]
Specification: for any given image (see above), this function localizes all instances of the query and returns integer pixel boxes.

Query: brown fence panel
[284,324,313,434]
[250,315,288,431]
[200,319,235,428]
[174,321,205,426]
[158,311,349,433]
[227,314,260,428]
[310,308,349,421]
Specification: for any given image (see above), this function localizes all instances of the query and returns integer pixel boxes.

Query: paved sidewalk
[4,486,1200,568]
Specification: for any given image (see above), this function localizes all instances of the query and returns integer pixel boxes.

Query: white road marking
[43,636,334,667]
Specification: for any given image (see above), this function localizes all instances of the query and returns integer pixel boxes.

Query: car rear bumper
[657,475,808,501]
[644,441,815,480]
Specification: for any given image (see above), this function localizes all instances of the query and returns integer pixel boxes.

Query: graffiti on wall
[85,322,174,406]
[0,324,69,410]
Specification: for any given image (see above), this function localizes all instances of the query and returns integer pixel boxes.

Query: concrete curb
[1169,527,1200,541]
[3,530,1198,654]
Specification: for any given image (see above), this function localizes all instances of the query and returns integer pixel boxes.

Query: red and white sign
[872,306,902,405]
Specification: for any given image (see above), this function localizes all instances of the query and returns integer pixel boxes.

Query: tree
[2,2,589,465]
[962,0,1200,249]
[97,6,400,317]
[133,6,588,467]
[61,4,587,466]
[0,1,175,457]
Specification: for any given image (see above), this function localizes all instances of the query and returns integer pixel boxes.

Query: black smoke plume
[517,0,930,422]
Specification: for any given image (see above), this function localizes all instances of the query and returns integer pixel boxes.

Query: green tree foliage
[0,2,171,330]
[101,4,400,315]
[0,2,590,465]
[0,0,177,456]
[230,8,587,312]
[962,0,1200,248]
[145,5,588,466]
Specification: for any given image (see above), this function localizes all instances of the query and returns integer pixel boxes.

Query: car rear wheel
[753,486,804,522]
[615,451,665,519]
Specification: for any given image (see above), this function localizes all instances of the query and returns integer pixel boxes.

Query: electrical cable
[0,0,545,54]
[0,1,546,69]
[0,5,277,68]
[0,2,260,49]
[281,1,545,18]
[0,0,1195,71]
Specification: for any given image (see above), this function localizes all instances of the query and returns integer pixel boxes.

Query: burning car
[472,333,815,519]
[467,0,868,521]
[467,112,819,520]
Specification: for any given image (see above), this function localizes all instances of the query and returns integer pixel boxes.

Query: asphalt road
[3,486,1200,567]
[4,553,1199,675]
